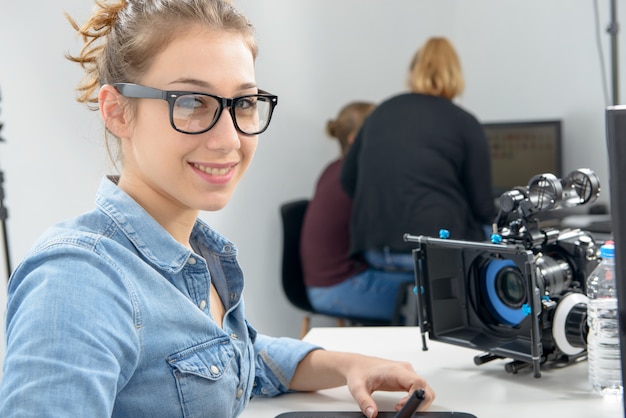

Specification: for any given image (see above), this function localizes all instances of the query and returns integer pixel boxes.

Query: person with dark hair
[302,101,414,322]
[0,1,434,417]
[341,37,496,273]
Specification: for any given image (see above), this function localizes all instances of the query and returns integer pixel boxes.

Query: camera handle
[411,245,429,352]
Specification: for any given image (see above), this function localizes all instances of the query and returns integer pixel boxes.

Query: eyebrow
[169,78,258,92]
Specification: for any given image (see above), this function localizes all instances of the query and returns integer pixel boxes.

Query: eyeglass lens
[172,94,272,135]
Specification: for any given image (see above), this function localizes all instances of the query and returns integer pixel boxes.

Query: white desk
[241,326,623,418]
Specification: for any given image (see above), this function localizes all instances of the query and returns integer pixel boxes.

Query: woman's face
[118,27,258,216]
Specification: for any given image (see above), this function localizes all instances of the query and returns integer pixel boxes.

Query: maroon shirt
[301,159,368,287]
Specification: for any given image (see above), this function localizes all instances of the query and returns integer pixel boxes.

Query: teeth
[193,163,231,175]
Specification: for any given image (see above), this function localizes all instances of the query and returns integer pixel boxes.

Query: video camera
[405,169,602,377]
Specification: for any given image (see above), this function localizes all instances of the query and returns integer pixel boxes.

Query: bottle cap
[600,240,615,258]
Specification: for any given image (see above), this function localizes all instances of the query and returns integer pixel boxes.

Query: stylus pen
[393,389,425,418]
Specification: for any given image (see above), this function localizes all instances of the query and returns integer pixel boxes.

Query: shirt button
[236,388,244,398]
[230,333,238,340]
[210,365,219,375]
[188,257,197,265]
[199,300,207,310]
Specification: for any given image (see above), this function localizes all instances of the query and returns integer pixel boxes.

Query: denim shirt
[0,177,319,417]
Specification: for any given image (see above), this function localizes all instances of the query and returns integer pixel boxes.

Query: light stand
[0,85,11,282]
[0,171,10,282]
[608,0,620,105]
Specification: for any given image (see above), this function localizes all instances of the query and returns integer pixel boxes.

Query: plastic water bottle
[586,240,623,395]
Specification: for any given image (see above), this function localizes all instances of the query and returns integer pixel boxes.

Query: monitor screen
[483,120,562,197]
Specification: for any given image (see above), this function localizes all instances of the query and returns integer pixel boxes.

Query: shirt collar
[94,177,237,273]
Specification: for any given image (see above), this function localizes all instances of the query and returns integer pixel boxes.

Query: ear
[99,84,131,139]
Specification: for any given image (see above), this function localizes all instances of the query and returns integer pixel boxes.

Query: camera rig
[405,169,602,377]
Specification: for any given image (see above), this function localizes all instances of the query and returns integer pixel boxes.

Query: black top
[340,93,496,255]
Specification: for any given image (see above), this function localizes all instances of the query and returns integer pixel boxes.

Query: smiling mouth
[192,163,233,175]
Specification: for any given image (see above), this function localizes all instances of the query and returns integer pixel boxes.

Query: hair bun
[326,120,338,138]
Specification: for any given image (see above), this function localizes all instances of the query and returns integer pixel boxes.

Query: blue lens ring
[481,259,527,326]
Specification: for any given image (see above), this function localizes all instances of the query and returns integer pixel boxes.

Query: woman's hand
[343,353,434,417]
[290,350,435,418]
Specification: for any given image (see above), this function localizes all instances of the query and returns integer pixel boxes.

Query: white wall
[0,0,622,375]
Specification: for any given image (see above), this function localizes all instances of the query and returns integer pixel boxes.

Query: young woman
[0,0,433,417]
[302,101,415,322]
[340,37,496,273]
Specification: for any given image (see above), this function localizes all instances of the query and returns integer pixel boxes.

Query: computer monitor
[605,106,626,415]
[483,120,562,197]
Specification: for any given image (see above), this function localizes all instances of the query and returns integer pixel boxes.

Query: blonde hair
[407,37,464,100]
[65,0,256,164]
[326,101,376,157]
[66,0,256,107]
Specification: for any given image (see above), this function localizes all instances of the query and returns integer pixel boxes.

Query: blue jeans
[306,268,414,322]
[363,248,415,272]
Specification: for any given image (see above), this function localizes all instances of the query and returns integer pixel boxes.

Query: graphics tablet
[275,412,477,418]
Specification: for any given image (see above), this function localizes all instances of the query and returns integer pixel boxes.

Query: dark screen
[483,120,562,197]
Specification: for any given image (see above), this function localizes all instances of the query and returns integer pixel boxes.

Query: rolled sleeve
[252,334,321,397]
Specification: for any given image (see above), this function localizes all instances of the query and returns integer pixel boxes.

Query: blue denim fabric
[306,269,414,321]
[0,177,319,418]
[363,248,415,272]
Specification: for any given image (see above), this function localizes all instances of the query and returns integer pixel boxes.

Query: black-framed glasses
[113,83,278,135]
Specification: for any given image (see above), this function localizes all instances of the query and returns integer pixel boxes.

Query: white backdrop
[0,0,622,376]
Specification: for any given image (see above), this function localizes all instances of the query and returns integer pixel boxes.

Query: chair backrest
[280,199,315,313]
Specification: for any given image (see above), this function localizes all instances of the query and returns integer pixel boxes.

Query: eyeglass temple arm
[113,83,166,100]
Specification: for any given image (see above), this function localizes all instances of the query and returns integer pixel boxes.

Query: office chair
[280,199,409,339]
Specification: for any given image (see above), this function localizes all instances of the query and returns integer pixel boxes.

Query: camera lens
[535,254,572,296]
[481,259,527,326]
[495,267,526,308]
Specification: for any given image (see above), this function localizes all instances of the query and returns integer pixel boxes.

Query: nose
[204,106,241,152]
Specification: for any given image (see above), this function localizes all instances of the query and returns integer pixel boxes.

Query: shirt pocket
[167,336,237,417]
